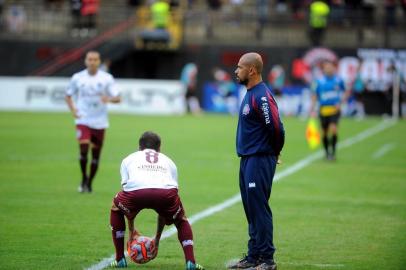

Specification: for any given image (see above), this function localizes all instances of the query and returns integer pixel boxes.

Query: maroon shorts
[113,188,186,225]
[76,125,105,147]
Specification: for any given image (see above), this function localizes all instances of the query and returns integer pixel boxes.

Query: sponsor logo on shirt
[261,97,271,124]
[248,182,256,188]
[242,103,250,115]
[321,91,339,101]
[137,164,167,173]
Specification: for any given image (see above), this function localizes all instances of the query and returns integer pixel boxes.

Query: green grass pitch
[0,112,405,270]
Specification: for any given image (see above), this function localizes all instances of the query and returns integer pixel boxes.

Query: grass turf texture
[0,112,405,270]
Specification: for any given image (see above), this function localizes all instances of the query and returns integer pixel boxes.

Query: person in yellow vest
[308,0,330,46]
[151,0,170,29]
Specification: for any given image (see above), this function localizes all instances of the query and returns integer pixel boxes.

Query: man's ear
[249,66,254,75]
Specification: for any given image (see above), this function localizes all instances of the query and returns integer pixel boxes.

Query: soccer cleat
[78,184,85,193]
[327,153,336,161]
[249,261,277,270]
[227,255,258,269]
[110,257,127,268]
[186,260,205,270]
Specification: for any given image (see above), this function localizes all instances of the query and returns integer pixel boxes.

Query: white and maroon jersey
[66,69,119,129]
[120,149,178,192]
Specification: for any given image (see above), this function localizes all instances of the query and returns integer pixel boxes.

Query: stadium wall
[1,41,404,116]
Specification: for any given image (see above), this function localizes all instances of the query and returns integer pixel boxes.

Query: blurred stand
[0,0,404,47]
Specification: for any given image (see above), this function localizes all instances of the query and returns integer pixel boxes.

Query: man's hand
[128,230,140,241]
[65,96,80,118]
[72,108,80,118]
[101,95,110,104]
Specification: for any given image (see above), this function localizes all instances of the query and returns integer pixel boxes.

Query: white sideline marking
[85,120,395,270]
[372,143,395,159]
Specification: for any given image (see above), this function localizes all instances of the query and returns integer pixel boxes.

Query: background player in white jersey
[109,131,204,270]
[65,51,121,193]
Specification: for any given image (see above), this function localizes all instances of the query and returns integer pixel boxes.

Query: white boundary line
[85,119,395,270]
[372,143,395,159]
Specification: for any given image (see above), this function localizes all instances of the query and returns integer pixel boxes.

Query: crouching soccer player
[109,131,204,270]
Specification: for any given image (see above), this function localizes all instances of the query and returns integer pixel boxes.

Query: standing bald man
[230,53,285,270]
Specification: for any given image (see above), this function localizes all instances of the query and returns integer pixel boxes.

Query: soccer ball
[127,236,156,264]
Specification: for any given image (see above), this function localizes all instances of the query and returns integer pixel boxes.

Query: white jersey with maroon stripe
[120,149,178,192]
[66,69,119,129]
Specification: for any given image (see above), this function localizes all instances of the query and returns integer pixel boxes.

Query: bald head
[240,52,263,74]
[235,52,264,88]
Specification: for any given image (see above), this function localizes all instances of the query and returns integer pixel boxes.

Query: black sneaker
[228,255,258,269]
[86,183,92,193]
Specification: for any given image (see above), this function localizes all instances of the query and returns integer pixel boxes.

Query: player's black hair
[139,131,161,151]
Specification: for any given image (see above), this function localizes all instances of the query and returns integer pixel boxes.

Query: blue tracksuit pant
[239,154,277,261]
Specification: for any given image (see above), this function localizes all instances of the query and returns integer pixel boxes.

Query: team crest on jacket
[242,103,250,115]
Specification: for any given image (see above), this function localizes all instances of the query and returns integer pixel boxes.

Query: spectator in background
[139,0,171,46]
[362,0,376,26]
[401,0,406,18]
[345,0,362,25]
[213,67,238,115]
[181,63,202,114]
[81,0,99,34]
[70,0,82,35]
[352,65,365,119]
[308,0,330,46]
[151,0,170,29]
[329,0,345,25]
[230,0,244,25]
[268,65,285,96]
[6,4,26,33]
[275,0,288,13]
[206,0,222,38]
[256,0,269,39]
[291,0,305,20]
[384,0,397,27]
